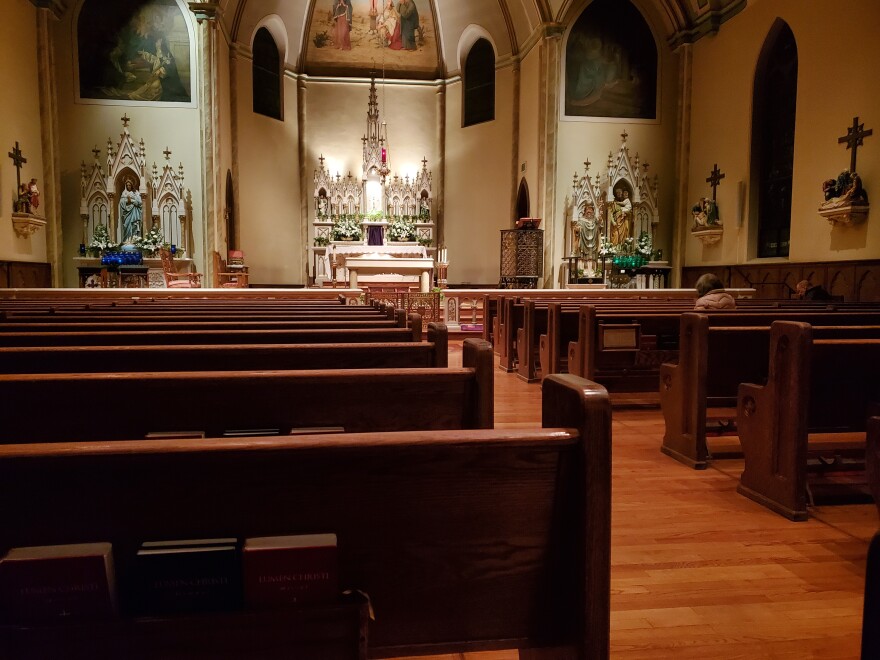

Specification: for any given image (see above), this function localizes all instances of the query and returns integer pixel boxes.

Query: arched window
[463,38,495,127]
[253,27,282,120]
[515,178,530,220]
[751,20,797,258]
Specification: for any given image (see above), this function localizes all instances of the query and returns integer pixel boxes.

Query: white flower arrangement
[636,231,653,258]
[598,236,617,257]
[388,217,417,242]
[332,216,363,241]
[135,226,166,254]
[88,224,118,253]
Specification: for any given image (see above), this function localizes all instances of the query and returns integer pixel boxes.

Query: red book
[243,534,337,608]
[0,542,116,624]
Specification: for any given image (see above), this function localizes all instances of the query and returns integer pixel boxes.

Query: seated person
[794,279,833,300]
[694,273,736,310]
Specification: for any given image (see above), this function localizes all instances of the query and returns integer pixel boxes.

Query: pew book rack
[0,597,369,660]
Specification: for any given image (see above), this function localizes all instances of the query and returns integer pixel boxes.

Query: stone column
[189,2,223,281]
[671,43,693,288]
[537,25,563,288]
[33,3,63,286]
[435,81,446,251]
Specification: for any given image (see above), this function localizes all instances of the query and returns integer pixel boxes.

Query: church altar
[345,256,434,292]
[325,243,429,289]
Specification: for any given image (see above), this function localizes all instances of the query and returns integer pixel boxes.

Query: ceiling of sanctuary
[184,0,755,78]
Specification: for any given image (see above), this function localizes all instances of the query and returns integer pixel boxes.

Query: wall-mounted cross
[163,147,172,161]
[8,141,27,194]
[121,114,131,128]
[706,163,725,201]
[838,116,872,173]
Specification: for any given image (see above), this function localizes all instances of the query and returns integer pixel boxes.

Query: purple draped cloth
[367,225,384,246]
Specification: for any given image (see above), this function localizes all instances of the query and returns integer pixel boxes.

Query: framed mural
[304,0,440,79]
[76,0,196,106]
[564,0,658,120]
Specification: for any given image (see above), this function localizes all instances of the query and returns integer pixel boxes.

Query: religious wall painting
[564,0,658,120]
[304,0,440,79]
[76,0,195,106]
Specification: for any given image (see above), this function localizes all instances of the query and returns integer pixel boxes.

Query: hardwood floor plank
[398,341,875,658]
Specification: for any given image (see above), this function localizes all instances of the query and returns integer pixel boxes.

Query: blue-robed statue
[119,178,143,242]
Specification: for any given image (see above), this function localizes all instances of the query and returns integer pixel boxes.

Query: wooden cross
[7,141,26,194]
[163,147,172,161]
[706,163,725,202]
[838,116,872,173]
[121,114,130,128]
[91,145,101,160]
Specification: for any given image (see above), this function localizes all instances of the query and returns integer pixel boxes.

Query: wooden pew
[867,416,880,518]
[0,322,424,348]
[0,338,491,443]
[737,322,880,520]
[862,532,880,660]
[660,314,880,468]
[0,323,449,374]
[0,374,611,659]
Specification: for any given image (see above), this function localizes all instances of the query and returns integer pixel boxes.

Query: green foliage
[314,31,330,48]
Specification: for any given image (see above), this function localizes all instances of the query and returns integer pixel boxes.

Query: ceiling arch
[220,0,745,70]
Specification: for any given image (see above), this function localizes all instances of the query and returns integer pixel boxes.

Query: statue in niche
[573,204,599,261]
[119,178,143,242]
[608,186,633,245]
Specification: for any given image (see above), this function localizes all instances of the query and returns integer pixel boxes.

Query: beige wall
[53,3,204,287]
[0,0,47,265]
[518,46,541,229]
[445,66,516,285]
[686,0,880,267]
[234,58,303,285]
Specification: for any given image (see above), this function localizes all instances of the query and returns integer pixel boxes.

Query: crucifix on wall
[838,116,873,174]
[706,163,725,202]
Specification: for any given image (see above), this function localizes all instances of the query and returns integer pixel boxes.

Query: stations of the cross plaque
[838,116,873,173]
[706,163,725,202]
[7,141,27,196]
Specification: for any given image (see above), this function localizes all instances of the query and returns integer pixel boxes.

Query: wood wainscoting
[682,259,880,300]
[0,261,51,288]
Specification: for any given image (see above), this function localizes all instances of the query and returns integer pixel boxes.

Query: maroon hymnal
[243,534,337,608]
[0,542,116,624]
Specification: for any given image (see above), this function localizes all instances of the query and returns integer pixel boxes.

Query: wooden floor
[397,340,877,659]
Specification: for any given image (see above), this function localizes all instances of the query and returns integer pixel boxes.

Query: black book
[130,539,241,615]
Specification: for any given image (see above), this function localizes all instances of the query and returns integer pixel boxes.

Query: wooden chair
[213,250,249,288]
[159,247,202,288]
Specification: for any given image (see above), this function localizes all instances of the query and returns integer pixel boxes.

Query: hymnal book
[0,542,116,624]
[132,539,240,615]
[222,428,281,437]
[287,426,345,436]
[243,534,338,608]
[144,431,206,439]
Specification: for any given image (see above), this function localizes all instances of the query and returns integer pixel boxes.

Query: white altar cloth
[324,243,428,286]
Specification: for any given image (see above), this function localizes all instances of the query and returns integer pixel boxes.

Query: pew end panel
[868,416,880,519]
[542,374,612,660]
[736,322,812,521]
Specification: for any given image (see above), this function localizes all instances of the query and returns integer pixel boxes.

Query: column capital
[29,0,66,20]
[188,1,223,23]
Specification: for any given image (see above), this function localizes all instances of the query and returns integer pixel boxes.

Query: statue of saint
[608,186,633,245]
[573,204,598,260]
[119,178,143,242]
